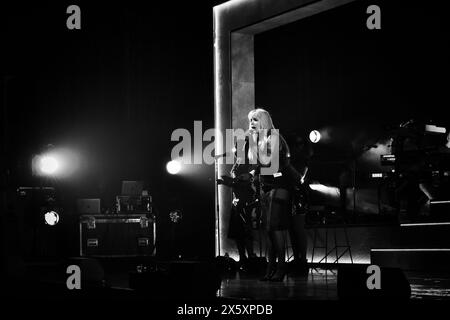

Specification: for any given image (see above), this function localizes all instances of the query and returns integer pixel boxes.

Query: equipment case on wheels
[79,213,155,257]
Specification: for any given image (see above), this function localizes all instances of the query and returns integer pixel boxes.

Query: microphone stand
[350,144,361,222]
[351,143,377,221]
[214,151,237,257]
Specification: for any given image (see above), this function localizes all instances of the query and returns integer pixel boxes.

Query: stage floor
[217,268,450,301]
[7,258,450,301]
[218,268,338,300]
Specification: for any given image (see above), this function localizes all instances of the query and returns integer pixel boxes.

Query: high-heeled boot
[260,262,277,281]
[270,262,288,282]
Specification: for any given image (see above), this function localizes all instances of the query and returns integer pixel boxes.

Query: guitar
[289,165,309,215]
[217,174,260,224]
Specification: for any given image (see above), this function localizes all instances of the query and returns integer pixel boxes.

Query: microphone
[214,152,235,159]
[400,119,414,128]
[363,144,378,151]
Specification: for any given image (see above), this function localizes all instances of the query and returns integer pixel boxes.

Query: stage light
[309,183,340,198]
[32,146,80,178]
[39,155,59,175]
[44,210,59,226]
[309,130,321,143]
[167,160,181,175]
[371,173,384,178]
[425,124,446,134]
[169,209,183,223]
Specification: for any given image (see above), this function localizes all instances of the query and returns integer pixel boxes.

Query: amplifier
[115,195,152,214]
[79,214,155,257]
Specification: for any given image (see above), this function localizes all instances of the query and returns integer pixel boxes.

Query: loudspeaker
[337,264,411,300]
[67,257,105,287]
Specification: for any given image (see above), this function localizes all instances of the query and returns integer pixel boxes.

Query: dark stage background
[255,0,450,216]
[1,1,227,261]
[1,0,449,270]
[1,0,450,305]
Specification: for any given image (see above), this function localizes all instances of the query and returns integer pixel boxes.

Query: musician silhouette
[214,134,259,269]
[286,134,312,274]
[223,157,258,270]
[390,120,450,221]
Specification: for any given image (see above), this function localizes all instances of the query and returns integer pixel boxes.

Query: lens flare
[44,210,59,226]
[40,156,59,175]
[309,130,321,143]
[166,160,181,175]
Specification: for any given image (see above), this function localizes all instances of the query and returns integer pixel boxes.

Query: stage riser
[371,250,450,272]
[397,225,450,249]
[304,226,400,263]
[300,224,450,264]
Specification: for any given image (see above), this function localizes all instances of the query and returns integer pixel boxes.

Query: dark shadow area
[255,0,450,225]
[1,1,216,274]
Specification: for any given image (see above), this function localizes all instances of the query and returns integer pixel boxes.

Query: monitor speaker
[337,264,411,300]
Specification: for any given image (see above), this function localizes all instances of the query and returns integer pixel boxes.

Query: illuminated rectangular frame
[213,0,357,258]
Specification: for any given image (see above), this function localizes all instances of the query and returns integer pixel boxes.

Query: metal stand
[311,217,353,265]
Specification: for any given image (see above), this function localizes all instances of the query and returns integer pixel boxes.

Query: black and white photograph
[1,0,450,314]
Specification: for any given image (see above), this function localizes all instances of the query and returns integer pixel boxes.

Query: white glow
[401,222,450,227]
[309,130,321,143]
[425,124,446,134]
[33,148,80,178]
[309,183,340,198]
[213,0,250,11]
[44,211,59,226]
[166,160,181,175]
[362,140,391,166]
[40,156,59,175]
[371,173,383,178]
[430,200,450,204]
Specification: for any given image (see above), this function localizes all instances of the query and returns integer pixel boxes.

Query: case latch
[138,237,149,247]
[140,216,149,228]
[87,238,98,247]
[87,217,96,229]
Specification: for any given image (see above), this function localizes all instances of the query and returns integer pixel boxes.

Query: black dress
[258,132,292,231]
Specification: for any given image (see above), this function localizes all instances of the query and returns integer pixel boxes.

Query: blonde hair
[248,108,275,130]
[247,108,278,164]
